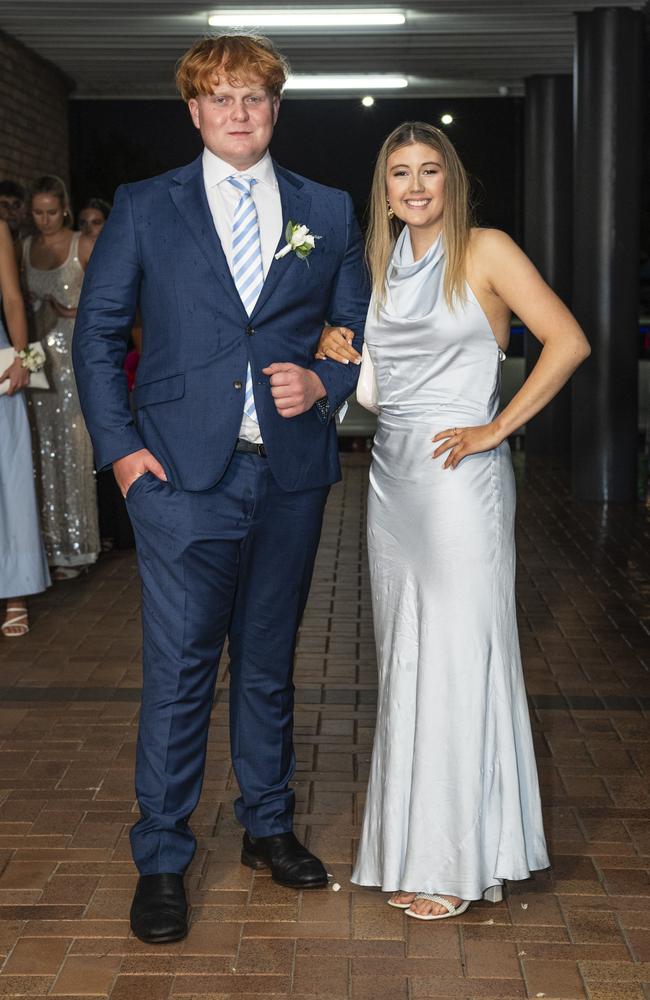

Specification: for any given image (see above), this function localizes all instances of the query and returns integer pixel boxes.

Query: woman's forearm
[2,294,29,352]
[493,335,590,441]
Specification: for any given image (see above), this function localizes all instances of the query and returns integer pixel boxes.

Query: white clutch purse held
[356,343,379,415]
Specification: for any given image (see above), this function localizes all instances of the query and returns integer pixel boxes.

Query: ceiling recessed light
[440,113,454,125]
[209,9,405,28]
[284,75,408,91]
[362,96,375,107]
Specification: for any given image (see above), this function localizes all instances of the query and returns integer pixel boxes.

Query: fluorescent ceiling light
[209,9,405,28]
[284,75,408,91]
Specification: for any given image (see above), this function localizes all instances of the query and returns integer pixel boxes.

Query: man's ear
[272,95,280,126]
[188,98,201,130]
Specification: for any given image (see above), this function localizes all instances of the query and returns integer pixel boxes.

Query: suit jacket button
[245,325,254,336]
[233,380,243,390]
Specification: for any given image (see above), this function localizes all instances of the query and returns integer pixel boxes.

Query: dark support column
[523,75,573,455]
[571,7,643,502]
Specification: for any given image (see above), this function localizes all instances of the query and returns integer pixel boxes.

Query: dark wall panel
[70,96,521,234]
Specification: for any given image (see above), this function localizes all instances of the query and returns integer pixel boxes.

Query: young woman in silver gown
[19,177,99,580]
[317,123,590,921]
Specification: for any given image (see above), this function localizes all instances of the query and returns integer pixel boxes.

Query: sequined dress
[351,230,549,900]
[0,300,50,598]
[23,233,99,568]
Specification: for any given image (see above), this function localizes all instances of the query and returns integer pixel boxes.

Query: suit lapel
[250,163,313,321]
[168,156,247,319]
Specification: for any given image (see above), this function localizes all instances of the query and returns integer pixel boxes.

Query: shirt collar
[202,147,277,190]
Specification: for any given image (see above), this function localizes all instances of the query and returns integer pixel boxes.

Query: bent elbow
[575,329,591,363]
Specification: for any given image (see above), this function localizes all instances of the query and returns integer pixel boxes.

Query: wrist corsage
[17,345,46,373]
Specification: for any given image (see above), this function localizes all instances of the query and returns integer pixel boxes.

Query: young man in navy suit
[73,35,368,943]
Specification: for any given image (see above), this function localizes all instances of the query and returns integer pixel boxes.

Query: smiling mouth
[404,199,431,208]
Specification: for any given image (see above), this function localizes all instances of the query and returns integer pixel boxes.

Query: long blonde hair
[366,122,472,309]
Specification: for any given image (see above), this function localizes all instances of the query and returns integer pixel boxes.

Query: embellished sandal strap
[414,893,458,914]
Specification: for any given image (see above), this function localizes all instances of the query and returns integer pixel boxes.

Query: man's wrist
[306,369,327,404]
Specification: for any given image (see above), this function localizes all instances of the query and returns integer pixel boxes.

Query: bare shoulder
[469,227,519,261]
[468,228,537,291]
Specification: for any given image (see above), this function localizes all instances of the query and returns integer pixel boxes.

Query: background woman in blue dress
[0,218,50,636]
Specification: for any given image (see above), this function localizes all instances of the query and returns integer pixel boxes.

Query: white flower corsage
[275,221,321,265]
[17,344,46,373]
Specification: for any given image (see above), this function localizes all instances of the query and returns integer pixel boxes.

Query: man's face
[188,76,279,170]
[0,195,25,236]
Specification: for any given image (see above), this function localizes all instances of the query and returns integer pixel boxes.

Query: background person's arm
[0,220,29,395]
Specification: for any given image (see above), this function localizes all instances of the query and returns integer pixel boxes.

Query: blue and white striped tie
[228,175,264,422]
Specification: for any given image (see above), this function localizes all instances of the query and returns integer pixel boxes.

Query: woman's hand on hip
[432,422,504,469]
[315,325,361,364]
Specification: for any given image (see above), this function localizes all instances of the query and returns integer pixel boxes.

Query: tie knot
[228,175,255,197]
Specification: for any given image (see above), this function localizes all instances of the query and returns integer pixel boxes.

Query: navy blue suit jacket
[72,155,369,492]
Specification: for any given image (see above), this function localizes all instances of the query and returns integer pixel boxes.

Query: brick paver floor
[0,453,648,999]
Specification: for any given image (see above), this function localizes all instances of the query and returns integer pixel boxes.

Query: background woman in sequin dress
[18,176,99,580]
[0,218,50,635]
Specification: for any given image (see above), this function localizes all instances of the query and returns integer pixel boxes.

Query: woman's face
[79,207,106,239]
[386,142,446,235]
[31,193,66,236]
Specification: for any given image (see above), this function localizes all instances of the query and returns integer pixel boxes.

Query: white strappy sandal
[387,891,417,909]
[405,893,471,921]
[1,605,29,638]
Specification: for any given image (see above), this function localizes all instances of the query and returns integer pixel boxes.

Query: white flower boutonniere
[275,220,321,265]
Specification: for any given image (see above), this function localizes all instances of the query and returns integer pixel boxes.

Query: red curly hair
[176,34,289,101]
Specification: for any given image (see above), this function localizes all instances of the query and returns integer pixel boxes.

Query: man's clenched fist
[262,363,326,418]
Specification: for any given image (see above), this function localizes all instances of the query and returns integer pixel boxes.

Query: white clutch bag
[0,341,49,395]
[356,342,379,415]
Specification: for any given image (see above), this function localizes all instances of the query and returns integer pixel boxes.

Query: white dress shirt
[202,147,282,444]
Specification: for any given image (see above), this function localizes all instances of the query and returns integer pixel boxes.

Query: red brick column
[0,29,72,186]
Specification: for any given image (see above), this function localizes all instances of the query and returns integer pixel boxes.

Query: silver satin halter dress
[351,229,549,900]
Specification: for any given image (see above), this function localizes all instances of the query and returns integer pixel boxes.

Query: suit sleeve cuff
[315,396,330,423]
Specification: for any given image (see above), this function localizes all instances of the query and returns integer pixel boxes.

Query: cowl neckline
[390,227,444,278]
[381,228,445,320]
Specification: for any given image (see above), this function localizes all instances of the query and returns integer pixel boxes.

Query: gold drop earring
[387,200,395,220]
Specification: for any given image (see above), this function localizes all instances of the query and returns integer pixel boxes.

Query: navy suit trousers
[125,450,329,875]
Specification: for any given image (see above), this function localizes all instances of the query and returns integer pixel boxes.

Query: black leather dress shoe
[130,873,188,943]
[241,831,329,889]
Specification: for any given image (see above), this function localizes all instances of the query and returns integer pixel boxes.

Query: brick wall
[0,29,71,187]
